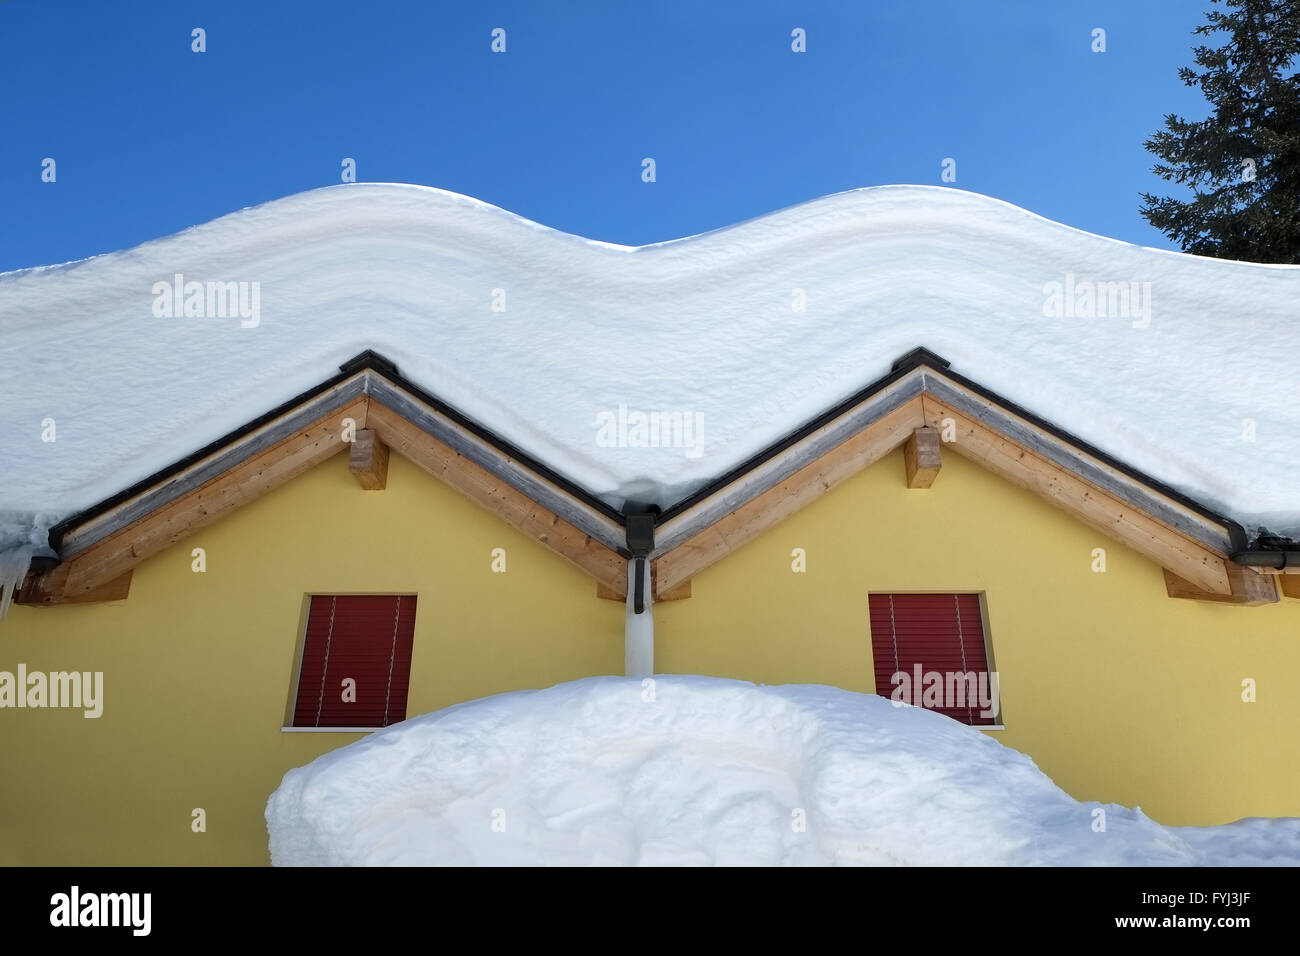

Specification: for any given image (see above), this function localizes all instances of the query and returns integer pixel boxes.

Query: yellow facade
[657,448,1300,826]
[1,454,622,865]
[3,446,1297,864]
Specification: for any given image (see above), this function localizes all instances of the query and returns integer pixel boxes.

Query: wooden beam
[367,376,622,555]
[366,400,627,594]
[656,578,693,602]
[925,377,1233,556]
[27,398,369,602]
[655,397,925,593]
[922,395,1233,596]
[56,377,370,558]
[1163,566,1278,606]
[348,429,389,490]
[1280,576,1300,600]
[904,426,942,488]
[22,387,627,605]
[596,577,692,603]
[650,377,925,558]
[17,568,133,606]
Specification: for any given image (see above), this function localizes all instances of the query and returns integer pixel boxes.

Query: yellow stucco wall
[1,452,622,865]
[2,444,1297,864]
[657,447,1300,826]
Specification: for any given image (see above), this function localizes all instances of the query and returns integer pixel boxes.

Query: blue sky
[1,0,1211,273]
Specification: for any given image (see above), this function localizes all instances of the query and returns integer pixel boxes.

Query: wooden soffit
[18,363,627,606]
[15,351,1267,608]
[649,362,1261,604]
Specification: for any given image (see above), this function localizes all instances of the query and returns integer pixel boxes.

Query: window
[868,593,998,726]
[290,595,417,729]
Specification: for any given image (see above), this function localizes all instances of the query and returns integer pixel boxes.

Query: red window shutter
[868,593,996,726]
[292,595,417,728]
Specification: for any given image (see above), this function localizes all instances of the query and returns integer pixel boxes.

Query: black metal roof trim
[45,345,1248,559]
[47,364,360,551]
[48,350,624,552]
[929,360,1247,550]
[891,346,951,372]
[356,354,624,525]
[339,349,401,378]
[655,347,1247,551]
[654,350,933,524]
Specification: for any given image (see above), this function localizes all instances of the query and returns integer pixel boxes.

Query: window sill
[281,726,379,734]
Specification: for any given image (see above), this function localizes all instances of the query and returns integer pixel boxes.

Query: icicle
[0,546,35,620]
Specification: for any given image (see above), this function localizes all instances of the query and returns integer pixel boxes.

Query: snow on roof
[265,676,1297,865]
[1,183,1298,552]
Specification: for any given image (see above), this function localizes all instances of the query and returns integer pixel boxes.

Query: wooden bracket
[596,576,693,604]
[653,397,926,593]
[365,401,627,593]
[20,400,368,604]
[904,426,942,488]
[349,428,390,490]
[922,396,1233,596]
[1163,565,1278,606]
[16,567,133,607]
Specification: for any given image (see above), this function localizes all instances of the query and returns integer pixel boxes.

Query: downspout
[623,503,658,678]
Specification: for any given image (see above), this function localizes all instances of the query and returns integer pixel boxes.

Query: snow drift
[265,677,1294,866]
[2,183,1299,557]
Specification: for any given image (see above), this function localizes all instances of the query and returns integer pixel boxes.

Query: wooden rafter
[19,390,629,604]
[349,428,390,490]
[14,354,1268,610]
[19,397,369,605]
[17,569,133,607]
[653,397,926,593]
[649,383,1254,605]
[1163,567,1278,606]
[920,394,1234,596]
[596,577,692,603]
[904,426,942,488]
[365,400,627,594]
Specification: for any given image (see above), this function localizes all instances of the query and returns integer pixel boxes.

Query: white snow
[264,676,1299,866]
[2,183,1298,560]
[1174,818,1300,867]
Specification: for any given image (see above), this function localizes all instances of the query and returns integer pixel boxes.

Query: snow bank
[1174,818,1300,867]
[265,677,1295,866]
[2,184,1298,554]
